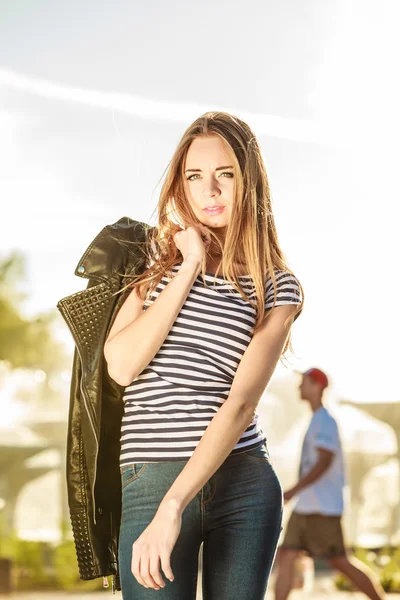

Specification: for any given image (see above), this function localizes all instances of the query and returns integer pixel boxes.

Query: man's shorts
[281,512,346,558]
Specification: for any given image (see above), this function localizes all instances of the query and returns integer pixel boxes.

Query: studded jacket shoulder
[57,217,152,591]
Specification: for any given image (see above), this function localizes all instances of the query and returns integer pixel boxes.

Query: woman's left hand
[131,500,182,590]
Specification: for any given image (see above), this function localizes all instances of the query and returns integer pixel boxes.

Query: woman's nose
[202,180,220,198]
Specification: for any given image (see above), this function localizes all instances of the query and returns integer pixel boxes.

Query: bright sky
[1,0,399,403]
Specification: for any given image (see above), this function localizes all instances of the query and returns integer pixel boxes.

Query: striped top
[120,266,302,465]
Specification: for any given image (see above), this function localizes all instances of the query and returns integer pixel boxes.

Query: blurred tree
[0,252,68,375]
[0,253,71,541]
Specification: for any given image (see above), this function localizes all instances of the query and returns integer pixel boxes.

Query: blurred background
[1,0,399,595]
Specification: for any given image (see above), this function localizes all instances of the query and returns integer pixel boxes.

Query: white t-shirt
[295,406,345,516]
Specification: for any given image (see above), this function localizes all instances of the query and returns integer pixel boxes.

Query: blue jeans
[118,442,283,599]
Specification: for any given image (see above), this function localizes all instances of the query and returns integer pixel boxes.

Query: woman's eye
[186,172,233,181]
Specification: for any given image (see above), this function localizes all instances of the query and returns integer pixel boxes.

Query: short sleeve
[315,413,340,454]
[265,271,302,313]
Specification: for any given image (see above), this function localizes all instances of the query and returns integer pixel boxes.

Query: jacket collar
[74,217,153,283]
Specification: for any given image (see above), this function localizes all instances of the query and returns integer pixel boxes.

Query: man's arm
[284,447,334,502]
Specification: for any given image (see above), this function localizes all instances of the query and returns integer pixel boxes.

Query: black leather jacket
[57,217,152,592]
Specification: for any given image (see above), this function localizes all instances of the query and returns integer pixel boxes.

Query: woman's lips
[203,205,225,216]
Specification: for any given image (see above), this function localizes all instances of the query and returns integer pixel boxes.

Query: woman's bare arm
[160,303,298,512]
[104,256,201,386]
[129,303,299,588]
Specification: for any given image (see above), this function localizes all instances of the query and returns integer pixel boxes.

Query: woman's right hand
[173,226,208,268]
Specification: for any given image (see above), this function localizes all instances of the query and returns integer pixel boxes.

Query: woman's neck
[205,228,248,276]
[205,254,249,277]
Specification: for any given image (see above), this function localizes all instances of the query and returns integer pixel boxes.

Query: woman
[104,111,303,599]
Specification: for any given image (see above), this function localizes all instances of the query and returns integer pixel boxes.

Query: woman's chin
[200,216,229,230]
[209,223,228,230]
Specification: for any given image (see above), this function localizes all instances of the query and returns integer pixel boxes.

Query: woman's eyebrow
[184,165,234,173]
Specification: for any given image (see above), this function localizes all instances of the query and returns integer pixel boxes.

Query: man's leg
[327,555,385,600]
[274,548,298,600]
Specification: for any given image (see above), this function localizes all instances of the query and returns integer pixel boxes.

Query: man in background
[274,367,385,600]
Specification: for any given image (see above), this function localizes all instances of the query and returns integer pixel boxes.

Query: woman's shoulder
[266,269,301,286]
[265,269,302,308]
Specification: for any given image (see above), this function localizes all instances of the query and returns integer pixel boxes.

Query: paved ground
[0,571,397,600]
[0,577,398,599]
[0,592,398,599]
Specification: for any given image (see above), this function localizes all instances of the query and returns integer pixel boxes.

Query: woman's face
[183,135,235,230]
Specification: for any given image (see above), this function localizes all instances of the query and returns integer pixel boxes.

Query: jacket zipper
[61,309,100,525]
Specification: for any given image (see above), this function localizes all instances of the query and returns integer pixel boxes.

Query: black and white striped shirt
[120,266,301,465]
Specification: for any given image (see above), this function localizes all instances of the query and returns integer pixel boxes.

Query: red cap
[302,367,329,389]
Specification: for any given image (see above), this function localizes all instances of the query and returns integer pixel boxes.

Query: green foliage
[0,536,105,591]
[53,540,80,588]
[380,548,400,593]
[0,251,69,373]
[13,540,55,590]
[0,252,26,295]
[334,572,356,591]
[0,518,18,558]
[334,547,400,593]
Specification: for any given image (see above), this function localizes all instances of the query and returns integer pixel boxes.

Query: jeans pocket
[120,463,148,489]
[242,442,270,462]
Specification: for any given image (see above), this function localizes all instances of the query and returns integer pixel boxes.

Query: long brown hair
[125,111,303,355]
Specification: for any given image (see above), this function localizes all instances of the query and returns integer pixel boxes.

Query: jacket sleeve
[66,348,101,579]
